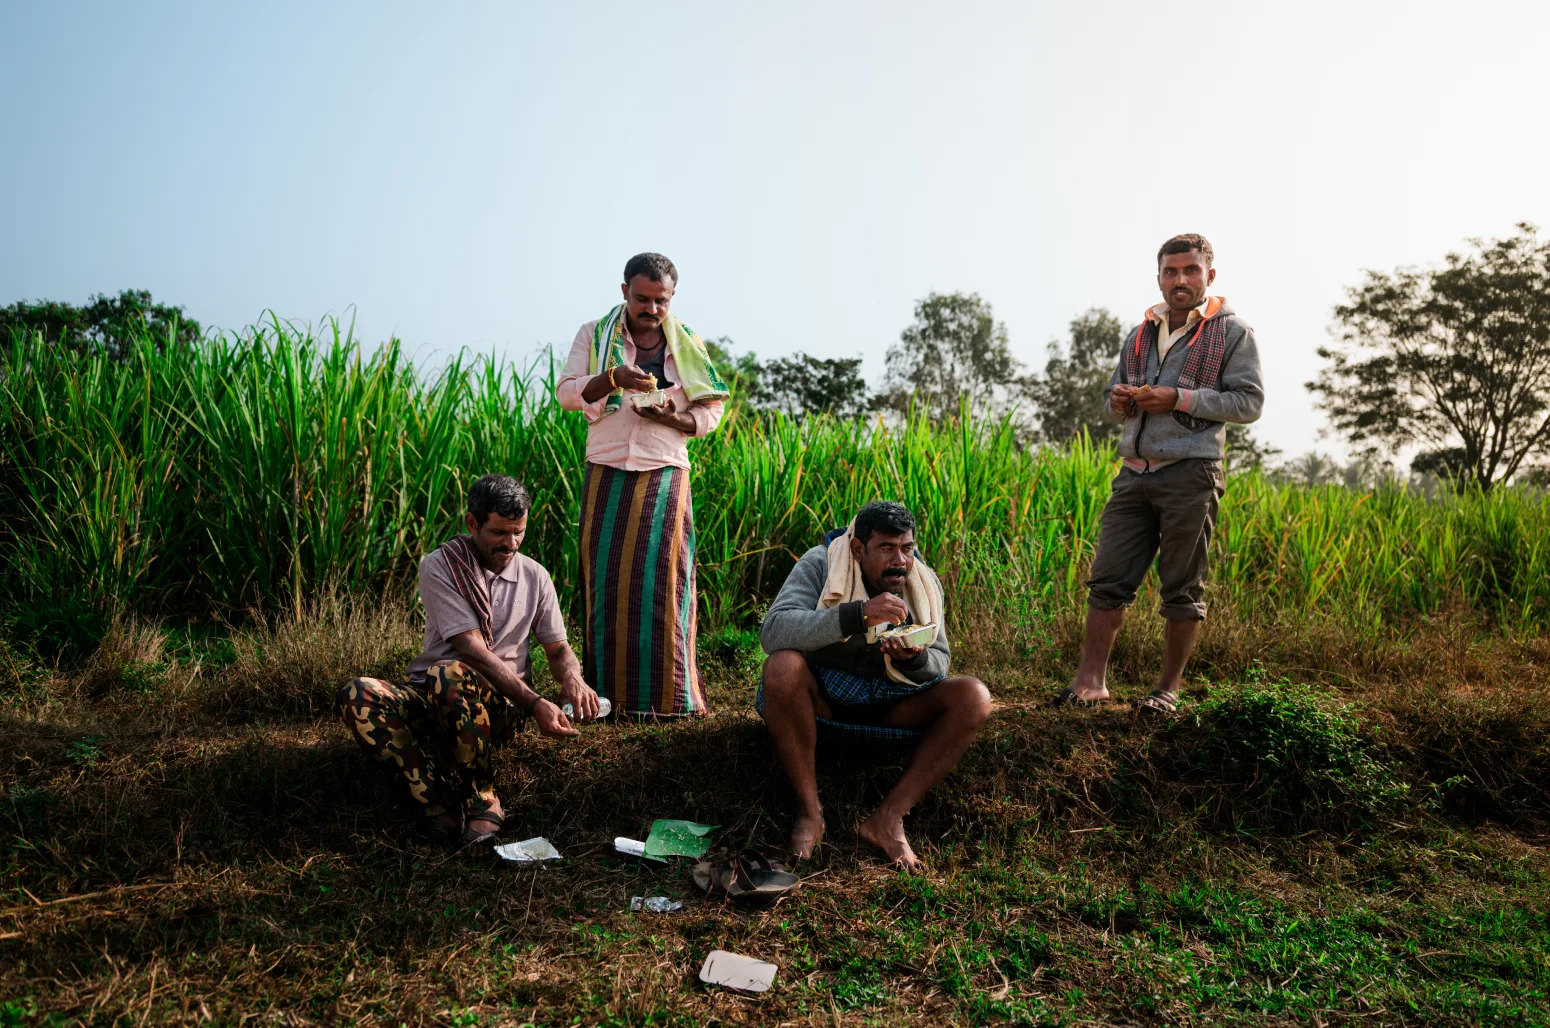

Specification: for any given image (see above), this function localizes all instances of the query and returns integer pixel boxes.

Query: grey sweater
[1103,300,1264,467]
[760,544,951,685]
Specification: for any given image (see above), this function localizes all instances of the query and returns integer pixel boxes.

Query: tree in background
[1225,422,1282,474]
[755,353,869,419]
[1309,224,1550,488]
[704,338,869,420]
[1024,307,1123,445]
[0,289,201,360]
[704,336,763,399]
[877,292,1026,423]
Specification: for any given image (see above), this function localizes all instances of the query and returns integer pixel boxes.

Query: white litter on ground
[699,950,777,993]
[613,837,647,857]
[493,837,562,863]
[629,896,683,913]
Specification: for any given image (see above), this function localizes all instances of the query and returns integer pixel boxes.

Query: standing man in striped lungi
[557,253,729,717]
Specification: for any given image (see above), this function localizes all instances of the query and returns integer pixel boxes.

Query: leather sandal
[421,813,462,844]
[693,850,799,905]
[1051,687,1103,709]
[1137,690,1180,715]
[461,809,504,846]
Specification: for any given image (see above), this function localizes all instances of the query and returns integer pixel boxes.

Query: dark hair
[623,252,678,287]
[1157,233,1214,269]
[853,500,916,543]
[468,474,532,525]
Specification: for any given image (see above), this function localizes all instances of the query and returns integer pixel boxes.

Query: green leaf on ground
[644,819,717,858]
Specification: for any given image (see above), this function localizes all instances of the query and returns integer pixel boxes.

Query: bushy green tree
[0,289,201,360]
[878,292,1025,423]
[1310,224,1550,488]
[1025,307,1123,445]
[755,353,869,419]
[705,338,870,420]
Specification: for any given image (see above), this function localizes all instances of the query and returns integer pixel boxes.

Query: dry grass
[3,603,1550,1026]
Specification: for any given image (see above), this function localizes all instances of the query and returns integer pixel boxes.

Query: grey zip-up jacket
[760,544,951,685]
[1102,300,1263,467]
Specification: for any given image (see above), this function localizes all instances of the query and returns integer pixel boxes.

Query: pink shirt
[556,319,726,471]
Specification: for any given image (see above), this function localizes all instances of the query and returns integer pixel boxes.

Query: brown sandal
[1137,690,1179,715]
[461,809,504,845]
[693,850,799,904]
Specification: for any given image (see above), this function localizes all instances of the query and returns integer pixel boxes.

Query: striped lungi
[579,462,706,717]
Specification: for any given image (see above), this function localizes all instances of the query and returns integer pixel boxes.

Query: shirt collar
[495,553,523,582]
[1146,295,1223,326]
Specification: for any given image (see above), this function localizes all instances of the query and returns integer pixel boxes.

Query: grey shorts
[1086,458,1225,620]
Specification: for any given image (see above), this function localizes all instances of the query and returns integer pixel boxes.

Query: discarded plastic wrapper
[875,622,936,648]
[630,896,683,913]
[630,389,668,410]
[699,950,777,993]
[644,819,718,859]
[493,837,562,864]
[613,836,669,867]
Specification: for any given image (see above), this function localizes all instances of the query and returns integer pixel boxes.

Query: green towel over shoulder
[587,304,730,416]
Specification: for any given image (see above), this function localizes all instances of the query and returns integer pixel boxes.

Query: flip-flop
[1137,690,1180,715]
[1051,687,1103,709]
[693,850,798,905]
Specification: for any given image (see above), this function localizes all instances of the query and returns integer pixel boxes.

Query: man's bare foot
[1071,680,1109,702]
[790,812,825,859]
[858,813,920,871]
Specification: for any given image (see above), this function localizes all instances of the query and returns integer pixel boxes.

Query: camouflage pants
[338,660,522,822]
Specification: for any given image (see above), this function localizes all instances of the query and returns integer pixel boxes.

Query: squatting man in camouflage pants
[338,474,601,846]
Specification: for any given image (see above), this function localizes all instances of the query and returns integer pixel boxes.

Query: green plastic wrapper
[643,819,718,859]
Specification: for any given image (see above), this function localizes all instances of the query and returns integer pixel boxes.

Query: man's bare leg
[759,651,834,858]
[1071,606,1126,701]
[1155,616,1203,697]
[858,676,992,871]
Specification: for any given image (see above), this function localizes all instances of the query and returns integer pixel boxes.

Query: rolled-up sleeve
[556,323,610,422]
[688,398,725,437]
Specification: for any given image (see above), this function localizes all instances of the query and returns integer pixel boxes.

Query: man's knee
[942,676,992,727]
[426,660,469,706]
[761,650,813,700]
[338,676,386,714]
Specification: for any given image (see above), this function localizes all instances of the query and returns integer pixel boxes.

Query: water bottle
[561,696,612,721]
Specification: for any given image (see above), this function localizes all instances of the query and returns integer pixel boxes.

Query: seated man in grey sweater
[757,500,991,870]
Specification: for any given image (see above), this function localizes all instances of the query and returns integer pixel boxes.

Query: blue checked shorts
[755,662,946,744]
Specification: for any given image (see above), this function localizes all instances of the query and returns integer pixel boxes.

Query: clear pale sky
[4,1,1548,458]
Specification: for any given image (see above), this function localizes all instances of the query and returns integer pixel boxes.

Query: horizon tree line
[6,223,1549,488]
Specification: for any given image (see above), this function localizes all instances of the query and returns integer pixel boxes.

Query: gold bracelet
[607,366,617,389]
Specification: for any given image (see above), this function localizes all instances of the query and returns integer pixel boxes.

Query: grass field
[4,323,1550,1025]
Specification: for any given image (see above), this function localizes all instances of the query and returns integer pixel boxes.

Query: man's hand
[1109,384,1136,415]
[558,678,601,721]
[612,363,656,391]
[862,592,909,626]
[531,698,579,739]
[879,637,924,661]
[636,397,696,434]
[1134,385,1179,413]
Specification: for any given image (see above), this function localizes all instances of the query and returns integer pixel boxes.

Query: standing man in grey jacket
[1055,234,1264,714]
[758,501,991,869]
